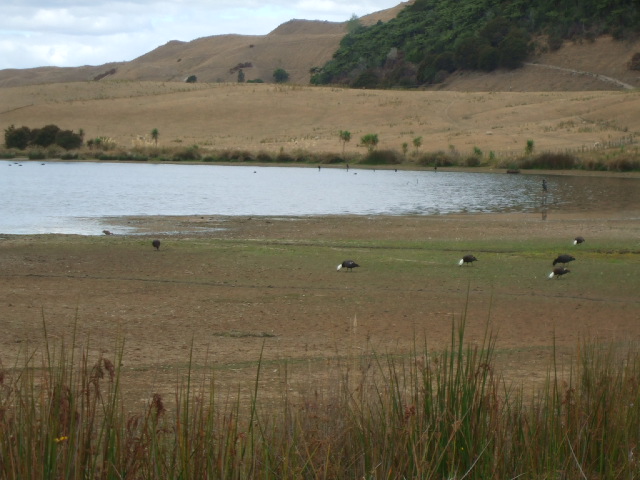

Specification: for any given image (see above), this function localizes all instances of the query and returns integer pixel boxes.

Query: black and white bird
[552,254,575,266]
[152,239,161,250]
[458,254,478,266]
[549,267,570,279]
[573,236,585,245]
[337,260,359,272]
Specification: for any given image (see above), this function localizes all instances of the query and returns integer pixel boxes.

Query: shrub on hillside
[55,129,83,150]
[316,152,346,164]
[218,150,255,162]
[275,151,296,163]
[4,125,31,149]
[418,151,456,167]
[521,152,576,169]
[628,52,640,71]
[256,152,274,162]
[607,156,640,172]
[465,155,482,167]
[31,124,60,147]
[172,146,201,161]
[361,149,401,165]
[4,124,83,150]
[27,149,47,160]
[273,68,289,83]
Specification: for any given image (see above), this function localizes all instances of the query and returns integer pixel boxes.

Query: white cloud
[0,0,402,70]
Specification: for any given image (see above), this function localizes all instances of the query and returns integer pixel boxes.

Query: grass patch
[2,316,640,478]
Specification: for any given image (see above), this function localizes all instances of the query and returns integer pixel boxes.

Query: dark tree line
[4,124,84,150]
[311,0,639,88]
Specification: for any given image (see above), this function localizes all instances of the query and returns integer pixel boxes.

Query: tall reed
[1,316,639,479]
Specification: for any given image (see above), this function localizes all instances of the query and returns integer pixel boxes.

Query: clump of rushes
[1,312,639,478]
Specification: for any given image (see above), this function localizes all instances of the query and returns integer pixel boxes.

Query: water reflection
[1,160,638,235]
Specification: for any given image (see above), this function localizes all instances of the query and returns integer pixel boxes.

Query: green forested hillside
[311,0,640,88]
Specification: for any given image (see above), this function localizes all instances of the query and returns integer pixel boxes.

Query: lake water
[2,160,639,235]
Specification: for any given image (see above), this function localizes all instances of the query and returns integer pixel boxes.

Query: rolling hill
[1,0,639,92]
[0,3,407,88]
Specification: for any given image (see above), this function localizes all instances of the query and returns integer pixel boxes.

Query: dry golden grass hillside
[1,79,639,158]
[0,3,408,88]
[1,1,640,158]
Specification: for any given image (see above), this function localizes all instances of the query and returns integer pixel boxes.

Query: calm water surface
[1,160,639,235]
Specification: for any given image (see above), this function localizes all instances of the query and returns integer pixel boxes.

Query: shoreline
[5,158,640,178]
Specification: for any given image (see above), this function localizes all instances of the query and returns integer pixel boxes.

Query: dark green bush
[27,149,47,160]
[55,129,83,150]
[361,149,401,165]
[418,151,455,167]
[220,150,255,162]
[351,69,380,89]
[96,153,148,161]
[276,151,296,163]
[31,124,60,147]
[172,146,201,161]
[273,68,289,83]
[465,155,482,167]
[521,152,576,169]
[256,152,274,162]
[316,153,345,164]
[608,156,640,171]
[4,125,31,149]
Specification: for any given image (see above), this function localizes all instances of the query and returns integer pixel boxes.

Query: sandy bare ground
[1,208,639,407]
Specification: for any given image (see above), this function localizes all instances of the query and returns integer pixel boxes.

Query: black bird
[152,239,161,250]
[573,236,585,245]
[458,254,478,266]
[552,254,575,266]
[549,267,571,279]
[337,260,359,272]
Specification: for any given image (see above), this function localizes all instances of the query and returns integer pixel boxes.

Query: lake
[1,160,639,235]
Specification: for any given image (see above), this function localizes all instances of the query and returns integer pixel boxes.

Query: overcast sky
[1,1,402,71]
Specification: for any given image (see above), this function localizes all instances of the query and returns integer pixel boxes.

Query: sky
[1,1,402,71]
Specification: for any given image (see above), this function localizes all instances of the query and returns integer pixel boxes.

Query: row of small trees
[4,124,84,150]
[340,130,425,154]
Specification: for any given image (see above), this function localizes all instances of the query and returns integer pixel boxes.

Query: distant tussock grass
[2,313,640,479]
[4,139,640,171]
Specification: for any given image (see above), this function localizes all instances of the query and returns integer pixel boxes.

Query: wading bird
[549,267,570,279]
[337,260,359,272]
[458,254,478,266]
[552,254,575,266]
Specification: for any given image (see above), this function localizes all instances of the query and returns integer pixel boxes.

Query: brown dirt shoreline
[2,206,640,408]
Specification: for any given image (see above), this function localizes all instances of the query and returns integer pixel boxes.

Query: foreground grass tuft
[1,317,639,479]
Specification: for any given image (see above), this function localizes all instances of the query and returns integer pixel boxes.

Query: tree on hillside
[413,136,423,155]
[4,125,31,150]
[346,14,363,34]
[55,129,83,150]
[237,69,245,83]
[273,68,290,83]
[361,133,379,153]
[32,124,60,147]
[151,128,159,146]
[339,130,351,156]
